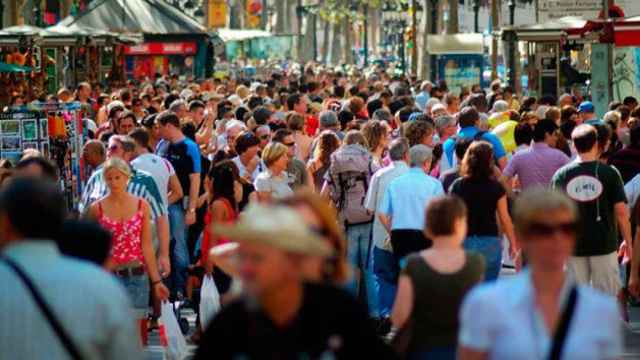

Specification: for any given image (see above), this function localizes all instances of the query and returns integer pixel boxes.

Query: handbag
[160,301,189,360]
[548,286,579,360]
[1,255,83,360]
[199,274,221,330]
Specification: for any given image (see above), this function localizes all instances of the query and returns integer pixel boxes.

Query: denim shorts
[118,273,150,317]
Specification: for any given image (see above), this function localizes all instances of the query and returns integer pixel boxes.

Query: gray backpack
[327,144,375,226]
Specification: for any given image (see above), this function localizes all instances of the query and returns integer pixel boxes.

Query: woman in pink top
[87,157,169,345]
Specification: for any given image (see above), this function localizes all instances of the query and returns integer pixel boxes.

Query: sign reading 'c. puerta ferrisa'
[537,0,640,22]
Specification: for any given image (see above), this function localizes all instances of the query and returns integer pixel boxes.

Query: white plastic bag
[199,274,221,330]
[160,301,189,360]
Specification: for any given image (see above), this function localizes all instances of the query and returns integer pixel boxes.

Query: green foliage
[316,0,408,23]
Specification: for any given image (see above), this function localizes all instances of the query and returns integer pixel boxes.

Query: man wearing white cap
[194,204,395,359]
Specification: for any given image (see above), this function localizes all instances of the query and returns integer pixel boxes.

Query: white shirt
[254,170,294,199]
[625,174,640,212]
[364,161,409,248]
[459,270,621,360]
[131,153,175,210]
[0,241,142,359]
[232,156,263,182]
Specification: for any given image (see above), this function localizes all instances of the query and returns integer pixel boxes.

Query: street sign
[537,0,640,23]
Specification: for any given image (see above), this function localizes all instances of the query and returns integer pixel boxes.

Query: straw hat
[213,204,333,257]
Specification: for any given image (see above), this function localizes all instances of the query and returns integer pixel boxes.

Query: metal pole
[430,0,437,81]
[508,0,516,90]
[411,0,417,76]
[604,0,613,101]
[473,0,480,33]
[312,10,318,62]
[364,3,369,66]
[400,21,406,75]
[297,0,303,62]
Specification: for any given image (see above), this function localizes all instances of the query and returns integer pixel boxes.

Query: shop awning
[515,16,587,42]
[569,16,640,47]
[0,62,31,73]
[216,28,274,42]
[425,34,484,55]
[58,0,207,35]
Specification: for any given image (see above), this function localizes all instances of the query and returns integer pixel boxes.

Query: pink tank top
[98,199,145,266]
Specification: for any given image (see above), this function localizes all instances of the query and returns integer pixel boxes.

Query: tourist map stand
[0,102,85,211]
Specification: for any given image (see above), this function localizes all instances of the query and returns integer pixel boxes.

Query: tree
[447,0,458,34]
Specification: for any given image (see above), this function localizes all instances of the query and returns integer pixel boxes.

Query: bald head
[83,140,106,169]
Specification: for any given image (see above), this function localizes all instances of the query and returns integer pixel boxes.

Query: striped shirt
[79,165,166,219]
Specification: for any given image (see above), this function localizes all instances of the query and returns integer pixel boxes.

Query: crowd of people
[2,63,640,359]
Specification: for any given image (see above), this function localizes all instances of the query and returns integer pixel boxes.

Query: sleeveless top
[98,199,145,267]
[402,252,485,351]
[201,198,237,265]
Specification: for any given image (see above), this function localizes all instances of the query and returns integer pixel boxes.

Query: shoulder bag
[1,255,84,360]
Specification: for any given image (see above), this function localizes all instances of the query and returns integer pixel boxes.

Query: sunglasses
[283,142,296,148]
[526,221,577,237]
[259,135,271,140]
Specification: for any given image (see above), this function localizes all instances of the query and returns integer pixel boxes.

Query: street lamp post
[430,0,438,81]
[473,0,480,33]
[508,0,516,90]
[364,3,369,66]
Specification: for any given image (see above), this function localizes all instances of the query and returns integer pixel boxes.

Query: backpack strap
[473,130,488,141]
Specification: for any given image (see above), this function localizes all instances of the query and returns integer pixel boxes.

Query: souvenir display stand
[0,102,84,210]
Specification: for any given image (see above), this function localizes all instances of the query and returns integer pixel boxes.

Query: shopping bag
[160,301,189,360]
[199,274,221,330]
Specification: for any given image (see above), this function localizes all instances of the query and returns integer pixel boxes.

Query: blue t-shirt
[157,138,201,198]
[443,126,507,165]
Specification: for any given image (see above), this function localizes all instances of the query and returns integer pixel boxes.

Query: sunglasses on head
[526,221,577,237]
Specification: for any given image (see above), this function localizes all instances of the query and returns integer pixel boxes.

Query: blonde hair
[236,85,249,100]
[103,157,132,179]
[262,142,288,167]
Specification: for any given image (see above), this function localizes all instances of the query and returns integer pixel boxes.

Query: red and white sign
[124,42,197,55]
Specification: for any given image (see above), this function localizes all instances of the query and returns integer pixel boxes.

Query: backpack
[327,144,375,226]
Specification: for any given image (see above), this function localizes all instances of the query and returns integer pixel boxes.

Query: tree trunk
[342,16,352,65]
[370,7,380,58]
[61,0,72,18]
[448,0,459,34]
[491,0,500,80]
[275,0,286,33]
[229,0,243,29]
[283,0,292,33]
[5,0,18,26]
[419,0,431,79]
[302,0,316,62]
[322,15,331,63]
[330,20,341,65]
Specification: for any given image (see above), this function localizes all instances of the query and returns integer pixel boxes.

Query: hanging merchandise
[0,102,86,212]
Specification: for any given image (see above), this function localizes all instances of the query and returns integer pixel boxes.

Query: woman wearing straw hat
[194,203,395,359]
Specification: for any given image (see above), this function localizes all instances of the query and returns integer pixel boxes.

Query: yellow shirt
[491,120,518,154]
